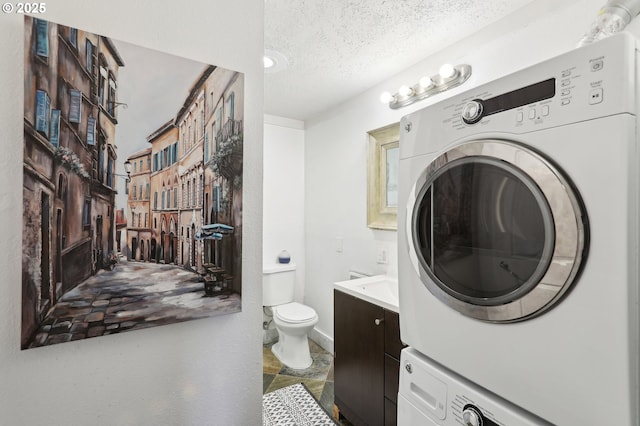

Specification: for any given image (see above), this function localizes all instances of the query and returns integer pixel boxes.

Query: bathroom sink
[334,275,399,313]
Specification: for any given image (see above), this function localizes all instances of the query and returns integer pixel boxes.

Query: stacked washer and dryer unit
[397,32,640,425]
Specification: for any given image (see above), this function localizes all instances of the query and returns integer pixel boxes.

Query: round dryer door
[406,140,588,322]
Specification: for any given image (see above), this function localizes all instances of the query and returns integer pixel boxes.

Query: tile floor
[263,339,353,425]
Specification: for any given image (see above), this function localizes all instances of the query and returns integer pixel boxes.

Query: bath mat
[263,383,337,426]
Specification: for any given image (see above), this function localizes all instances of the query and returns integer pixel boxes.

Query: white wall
[0,1,264,425]
[263,115,305,302]
[304,0,603,344]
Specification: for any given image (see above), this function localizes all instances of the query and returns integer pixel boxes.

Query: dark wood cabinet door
[334,290,385,426]
[384,309,405,360]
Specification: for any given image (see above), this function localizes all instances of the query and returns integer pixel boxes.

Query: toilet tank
[263,263,296,306]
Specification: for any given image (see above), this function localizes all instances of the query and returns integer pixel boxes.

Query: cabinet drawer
[384,310,405,360]
[384,354,400,403]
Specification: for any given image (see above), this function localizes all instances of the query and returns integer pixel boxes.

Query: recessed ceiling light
[263,56,275,69]
[263,49,288,74]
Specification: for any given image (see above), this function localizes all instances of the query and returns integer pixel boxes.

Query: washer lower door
[406,139,588,322]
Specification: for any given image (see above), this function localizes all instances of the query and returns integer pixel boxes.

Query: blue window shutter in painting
[173,142,178,163]
[213,185,220,213]
[85,40,93,71]
[87,116,96,145]
[69,89,82,123]
[35,19,49,58]
[230,92,235,120]
[49,110,61,146]
[35,90,50,136]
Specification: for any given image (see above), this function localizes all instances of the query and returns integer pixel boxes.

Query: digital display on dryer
[482,78,556,117]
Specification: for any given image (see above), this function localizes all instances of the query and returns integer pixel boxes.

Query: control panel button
[562,70,571,77]
[561,89,571,96]
[542,105,549,116]
[562,99,571,106]
[462,100,484,124]
[516,111,523,122]
[561,79,571,87]
[528,108,536,119]
[589,88,603,104]
[462,406,483,426]
[591,60,604,71]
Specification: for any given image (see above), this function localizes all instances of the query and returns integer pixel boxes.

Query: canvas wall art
[22,16,244,349]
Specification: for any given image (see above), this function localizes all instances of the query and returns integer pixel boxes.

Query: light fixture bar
[382,64,472,109]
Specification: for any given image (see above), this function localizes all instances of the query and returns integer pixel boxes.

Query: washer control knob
[462,100,484,124]
[462,406,483,426]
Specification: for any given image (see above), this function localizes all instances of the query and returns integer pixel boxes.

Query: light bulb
[398,85,413,97]
[380,92,394,104]
[419,76,433,88]
[439,64,456,79]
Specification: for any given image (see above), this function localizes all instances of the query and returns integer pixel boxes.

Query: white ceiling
[264,0,537,121]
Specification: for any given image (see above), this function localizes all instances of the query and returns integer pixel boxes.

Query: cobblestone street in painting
[27,260,241,348]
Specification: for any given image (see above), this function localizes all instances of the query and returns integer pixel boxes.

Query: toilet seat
[275,302,317,324]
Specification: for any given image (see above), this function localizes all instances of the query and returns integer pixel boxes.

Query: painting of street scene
[22,17,244,349]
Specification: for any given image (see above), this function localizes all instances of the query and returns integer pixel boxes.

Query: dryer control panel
[400,31,638,159]
[398,348,553,426]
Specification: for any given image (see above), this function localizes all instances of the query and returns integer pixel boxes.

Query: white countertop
[334,275,399,313]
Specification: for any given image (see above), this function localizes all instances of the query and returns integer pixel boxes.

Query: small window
[85,40,93,72]
[133,185,137,200]
[34,19,49,58]
[204,132,209,161]
[174,188,177,208]
[82,199,91,229]
[69,27,77,48]
[69,89,82,124]
[154,192,158,209]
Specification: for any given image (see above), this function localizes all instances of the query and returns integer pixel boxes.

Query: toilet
[263,263,318,369]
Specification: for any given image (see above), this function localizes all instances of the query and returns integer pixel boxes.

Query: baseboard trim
[309,327,333,355]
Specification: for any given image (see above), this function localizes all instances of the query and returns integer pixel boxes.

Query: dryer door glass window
[413,157,555,305]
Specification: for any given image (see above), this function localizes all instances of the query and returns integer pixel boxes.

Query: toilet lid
[275,302,317,323]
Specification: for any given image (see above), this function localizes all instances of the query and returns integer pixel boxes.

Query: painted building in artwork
[22,17,124,348]
[174,66,213,272]
[147,121,179,264]
[126,148,152,261]
[122,64,244,292]
[202,68,244,293]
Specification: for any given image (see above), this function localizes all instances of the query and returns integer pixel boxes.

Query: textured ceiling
[264,0,536,121]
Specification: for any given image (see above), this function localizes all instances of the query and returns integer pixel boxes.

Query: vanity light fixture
[381,63,472,109]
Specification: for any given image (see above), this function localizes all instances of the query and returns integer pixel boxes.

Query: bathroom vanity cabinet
[334,289,405,426]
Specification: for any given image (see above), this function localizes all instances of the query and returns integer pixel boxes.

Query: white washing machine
[398,347,552,426]
[398,32,640,425]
